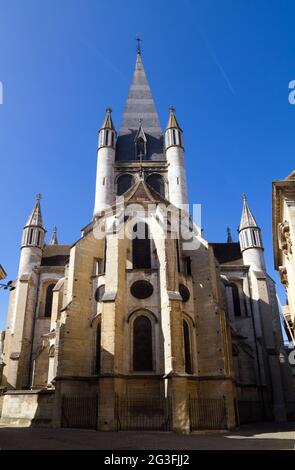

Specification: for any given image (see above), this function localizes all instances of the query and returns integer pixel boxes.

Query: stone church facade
[0,48,294,432]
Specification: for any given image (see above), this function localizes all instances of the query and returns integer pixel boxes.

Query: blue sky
[0,0,294,330]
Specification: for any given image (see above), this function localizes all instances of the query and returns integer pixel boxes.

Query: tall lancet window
[45,283,55,318]
[183,320,192,374]
[95,320,101,374]
[136,138,146,159]
[133,315,153,371]
[132,222,151,269]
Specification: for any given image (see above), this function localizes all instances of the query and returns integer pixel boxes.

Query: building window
[117,174,134,196]
[229,283,241,316]
[136,137,146,159]
[172,129,176,145]
[95,285,105,302]
[133,315,153,371]
[45,284,55,317]
[132,223,151,269]
[183,320,192,374]
[185,257,192,276]
[146,173,165,196]
[95,321,101,374]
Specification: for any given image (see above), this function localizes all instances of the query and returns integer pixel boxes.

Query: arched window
[132,223,151,269]
[95,321,101,373]
[229,283,241,317]
[183,320,192,374]
[117,174,134,196]
[146,174,165,197]
[133,315,153,371]
[45,283,55,318]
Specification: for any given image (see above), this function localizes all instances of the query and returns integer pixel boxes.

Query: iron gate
[61,395,98,429]
[115,395,171,431]
[189,397,227,430]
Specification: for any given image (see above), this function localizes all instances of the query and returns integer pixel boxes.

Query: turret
[238,194,265,271]
[19,194,45,276]
[165,106,188,209]
[94,108,116,216]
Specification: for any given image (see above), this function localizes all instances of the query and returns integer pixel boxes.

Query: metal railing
[115,394,171,431]
[61,395,98,429]
[189,396,227,430]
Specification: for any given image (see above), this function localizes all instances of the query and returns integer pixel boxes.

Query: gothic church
[0,47,293,432]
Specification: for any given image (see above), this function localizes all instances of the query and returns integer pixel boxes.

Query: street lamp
[0,281,15,291]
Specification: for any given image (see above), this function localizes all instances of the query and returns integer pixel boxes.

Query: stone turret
[19,193,45,276]
[93,108,116,216]
[238,194,265,271]
[165,106,188,209]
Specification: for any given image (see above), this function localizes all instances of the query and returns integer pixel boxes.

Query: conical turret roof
[25,194,44,229]
[239,194,259,231]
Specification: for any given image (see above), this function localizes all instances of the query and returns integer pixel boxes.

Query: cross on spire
[136,34,142,55]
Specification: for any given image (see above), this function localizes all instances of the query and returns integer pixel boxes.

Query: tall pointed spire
[25,193,44,229]
[239,193,258,230]
[116,45,163,161]
[227,227,233,243]
[49,226,58,245]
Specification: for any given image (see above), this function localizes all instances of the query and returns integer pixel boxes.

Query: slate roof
[210,242,244,266]
[116,52,164,161]
[41,244,70,267]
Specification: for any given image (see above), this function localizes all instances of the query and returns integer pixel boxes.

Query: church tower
[238,194,265,271]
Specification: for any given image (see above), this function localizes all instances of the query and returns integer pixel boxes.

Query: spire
[116,45,163,161]
[227,227,233,243]
[49,226,58,245]
[100,108,115,131]
[166,106,182,131]
[25,193,44,229]
[239,193,259,231]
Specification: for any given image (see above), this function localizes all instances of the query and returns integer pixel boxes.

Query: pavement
[0,422,294,450]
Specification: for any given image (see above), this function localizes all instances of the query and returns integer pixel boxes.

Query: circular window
[95,285,105,302]
[130,280,154,299]
[179,284,190,302]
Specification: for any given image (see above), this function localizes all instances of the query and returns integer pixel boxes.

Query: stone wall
[0,390,54,427]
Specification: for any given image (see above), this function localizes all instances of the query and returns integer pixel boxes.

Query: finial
[106,107,112,114]
[227,226,233,243]
[169,105,175,114]
[138,118,143,126]
[136,34,142,55]
[50,226,58,245]
[242,193,247,202]
[36,193,41,201]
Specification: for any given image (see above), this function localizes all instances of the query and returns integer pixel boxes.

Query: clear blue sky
[0,0,294,330]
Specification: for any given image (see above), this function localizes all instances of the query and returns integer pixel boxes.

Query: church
[0,46,294,433]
